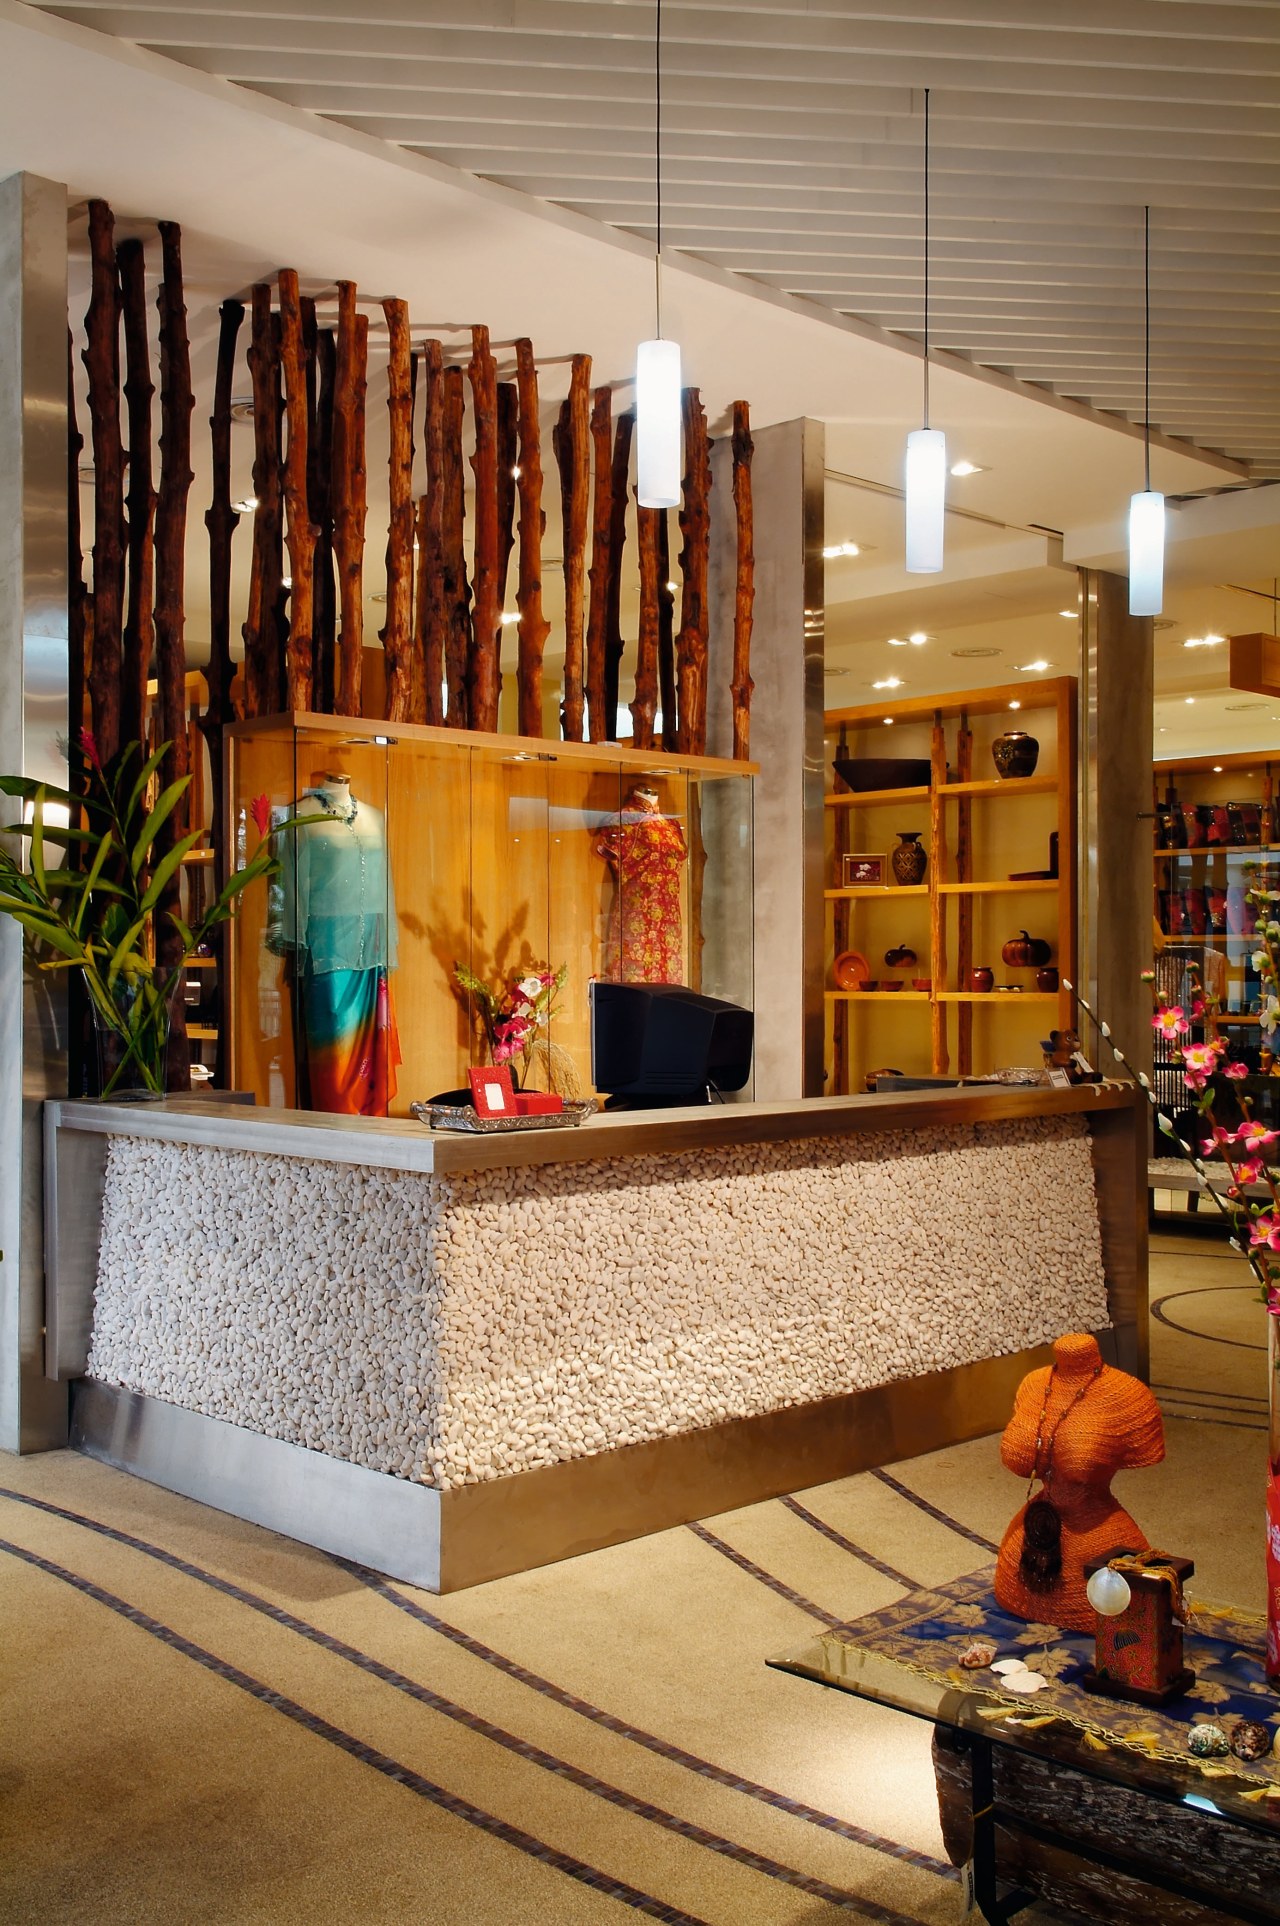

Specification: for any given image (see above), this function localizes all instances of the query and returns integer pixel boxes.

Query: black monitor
[589,980,754,1107]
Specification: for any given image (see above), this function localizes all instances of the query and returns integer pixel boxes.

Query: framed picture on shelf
[841,852,886,887]
[468,1064,517,1118]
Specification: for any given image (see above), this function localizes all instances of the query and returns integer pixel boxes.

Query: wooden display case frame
[823,678,1078,1094]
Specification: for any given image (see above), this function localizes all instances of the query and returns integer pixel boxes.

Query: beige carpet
[0,1229,1265,1924]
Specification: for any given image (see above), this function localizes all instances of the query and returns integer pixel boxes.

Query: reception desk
[45,1084,1144,1590]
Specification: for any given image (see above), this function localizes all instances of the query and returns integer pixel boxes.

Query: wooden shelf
[936,991,1061,1004]
[187,1024,219,1040]
[825,785,930,808]
[825,885,929,900]
[825,990,930,1002]
[941,776,1058,800]
[937,879,1059,896]
[181,849,216,867]
[184,957,216,970]
[1154,844,1275,859]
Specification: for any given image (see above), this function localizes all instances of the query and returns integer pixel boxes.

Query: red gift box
[513,1091,564,1116]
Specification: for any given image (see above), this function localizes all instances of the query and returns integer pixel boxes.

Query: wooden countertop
[47,1083,1139,1178]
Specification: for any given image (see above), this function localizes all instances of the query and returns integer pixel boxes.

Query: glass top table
[768,1566,1280,1925]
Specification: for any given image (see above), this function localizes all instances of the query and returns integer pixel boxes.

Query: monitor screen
[589,981,754,1106]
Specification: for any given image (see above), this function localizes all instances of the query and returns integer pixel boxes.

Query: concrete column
[1077,568,1154,1084]
[709,418,825,1100]
[0,171,70,1451]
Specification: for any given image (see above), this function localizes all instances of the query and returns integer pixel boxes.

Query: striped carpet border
[0,1486,945,1913]
[686,1521,846,1629]
[868,1470,999,1554]
[779,1497,920,1591]
[0,1536,707,1926]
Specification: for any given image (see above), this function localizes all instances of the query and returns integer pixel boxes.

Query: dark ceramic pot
[991,730,1040,779]
[891,831,928,886]
[970,966,995,993]
[1035,965,1059,993]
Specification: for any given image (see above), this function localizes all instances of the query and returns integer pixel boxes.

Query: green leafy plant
[0,728,279,1096]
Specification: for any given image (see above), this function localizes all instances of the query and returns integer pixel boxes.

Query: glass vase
[88,970,171,1101]
[1268,1310,1280,1686]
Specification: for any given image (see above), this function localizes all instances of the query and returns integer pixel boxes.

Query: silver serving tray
[410,1100,597,1134]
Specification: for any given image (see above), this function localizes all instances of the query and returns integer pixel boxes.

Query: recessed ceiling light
[1185,697,1195,705]
[951,647,1002,659]
[872,676,903,691]
[824,666,851,680]
[1205,633,1225,644]
[1008,700,1021,710]
[1213,765,1224,773]
[77,463,95,483]
[232,495,258,514]
[908,631,928,645]
[1227,701,1267,711]
[822,541,864,560]
[888,636,907,647]
[666,580,678,593]
[1019,660,1051,673]
[371,590,386,604]
[1059,609,1078,619]
[229,396,255,422]
[883,716,894,726]
[1184,636,1223,649]
[282,575,292,591]
[949,460,986,478]
[501,611,519,625]
[1153,617,1175,630]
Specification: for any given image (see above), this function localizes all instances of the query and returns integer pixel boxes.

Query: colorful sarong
[297,965,401,1117]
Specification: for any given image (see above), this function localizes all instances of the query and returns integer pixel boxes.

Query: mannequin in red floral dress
[596,785,689,983]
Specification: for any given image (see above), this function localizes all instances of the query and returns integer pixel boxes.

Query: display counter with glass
[47,1079,1144,1591]
[228,714,756,1116]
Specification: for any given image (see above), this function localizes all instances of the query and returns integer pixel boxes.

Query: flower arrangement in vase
[0,730,280,1098]
[1066,878,1280,1684]
[453,962,569,1091]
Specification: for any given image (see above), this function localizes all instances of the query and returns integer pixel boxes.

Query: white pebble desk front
[46,1085,1144,1591]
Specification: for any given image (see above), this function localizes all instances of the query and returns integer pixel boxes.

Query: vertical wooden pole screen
[514,338,550,738]
[308,313,337,718]
[67,329,88,758]
[117,236,154,756]
[467,324,500,731]
[496,380,518,628]
[441,365,471,729]
[381,296,414,722]
[676,386,711,756]
[632,503,660,751]
[604,409,634,738]
[332,283,367,718]
[83,199,124,765]
[244,283,282,718]
[553,353,591,743]
[419,340,446,727]
[657,513,677,752]
[202,293,244,1093]
[154,220,194,1087]
[585,385,612,743]
[278,268,316,714]
[730,401,755,761]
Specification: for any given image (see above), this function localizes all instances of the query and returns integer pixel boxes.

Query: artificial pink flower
[1234,1158,1265,1185]
[1153,1005,1189,1040]
[1189,998,1207,1020]
[1249,1214,1280,1252]
[1237,1120,1280,1150]
[249,792,272,837]
[1221,1059,1250,1080]
[79,725,101,772]
[1182,1040,1223,1090]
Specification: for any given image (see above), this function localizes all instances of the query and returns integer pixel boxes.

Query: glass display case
[228,716,755,1115]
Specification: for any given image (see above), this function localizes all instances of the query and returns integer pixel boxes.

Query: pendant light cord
[655,0,663,339]
[922,86,931,430]
[1143,203,1151,493]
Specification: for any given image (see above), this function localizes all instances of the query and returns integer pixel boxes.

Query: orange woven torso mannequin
[994,1332,1166,1632]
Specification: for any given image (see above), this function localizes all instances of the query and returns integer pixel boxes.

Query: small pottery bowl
[881,979,903,992]
[832,949,870,991]
[912,977,932,993]
[860,980,880,992]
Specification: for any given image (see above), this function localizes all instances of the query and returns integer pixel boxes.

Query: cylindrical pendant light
[1128,206,1164,617]
[636,337,682,508]
[904,88,945,575]
[635,0,682,510]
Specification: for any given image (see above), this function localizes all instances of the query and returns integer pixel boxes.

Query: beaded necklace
[1018,1357,1104,1591]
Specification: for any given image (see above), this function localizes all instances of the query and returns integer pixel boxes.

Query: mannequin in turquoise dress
[269,773,401,1115]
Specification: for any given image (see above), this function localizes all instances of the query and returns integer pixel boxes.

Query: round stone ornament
[1230,1719,1274,1762]
[1188,1724,1230,1759]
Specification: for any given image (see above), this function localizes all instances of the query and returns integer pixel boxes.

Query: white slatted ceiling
[34,0,1280,476]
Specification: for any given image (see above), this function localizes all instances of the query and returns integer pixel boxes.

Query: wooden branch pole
[632,502,660,749]
[441,365,472,728]
[552,352,591,742]
[730,400,755,760]
[420,340,446,726]
[585,385,613,743]
[604,408,634,735]
[308,313,337,714]
[496,379,517,623]
[83,199,125,764]
[332,283,367,717]
[513,339,551,738]
[468,325,500,731]
[67,328,88,755]
[380,296,415,722]
[657,512,677,751]
[244,283,283,717]
[117,236,154,755]
[278,269,316,713]
[676,387,711,755]
[154,221,194,1086]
